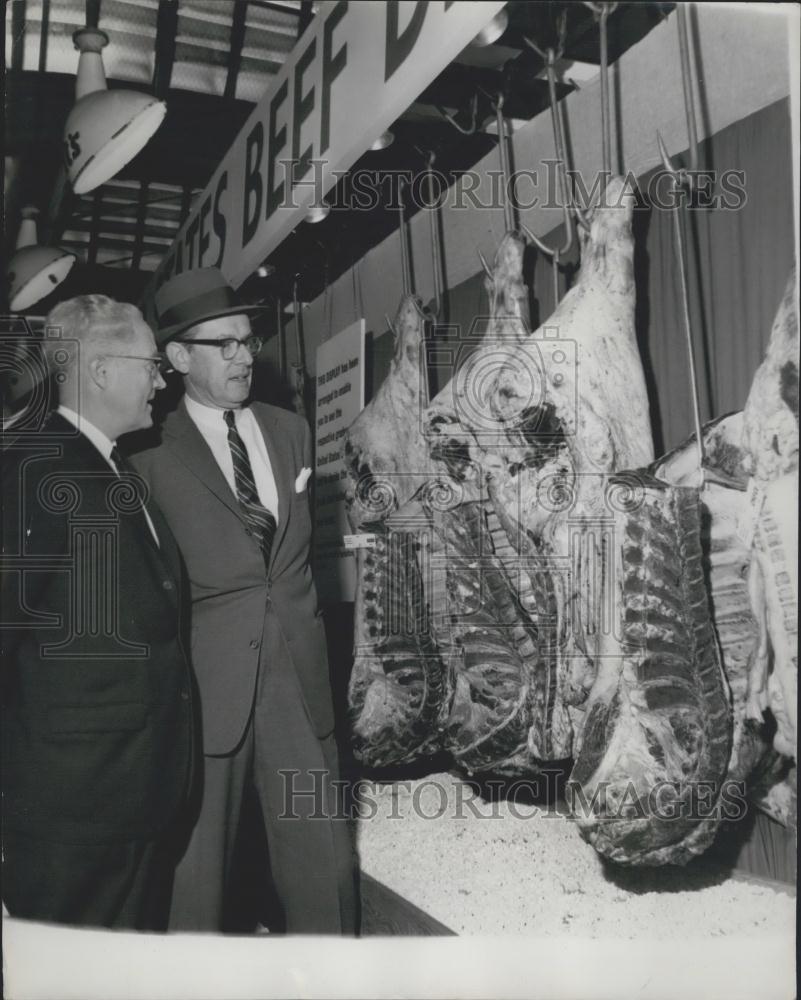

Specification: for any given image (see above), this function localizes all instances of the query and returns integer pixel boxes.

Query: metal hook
[426,151,443,319]
[582,1,618,179]
[522,38,576,258]
[477,247,493,281]
[396,176,412,297]
[676,3,699,179]
[655,129,706,475]
[435,93,478,136]
[489,95,515,234]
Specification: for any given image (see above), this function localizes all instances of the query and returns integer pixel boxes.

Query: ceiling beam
[152,0,179,100]
[224,0,249,100]
[249,0,302,15]
[131,181,150,271]
[87,190,103,266]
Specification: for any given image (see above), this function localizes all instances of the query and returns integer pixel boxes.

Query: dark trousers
[168,654,357,934]
[2,832,173,930]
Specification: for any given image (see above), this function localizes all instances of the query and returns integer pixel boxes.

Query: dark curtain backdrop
[424,97,794,457]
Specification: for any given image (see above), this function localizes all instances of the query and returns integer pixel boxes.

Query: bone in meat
[422,232,554,767]
[344,296,448,765]
[741,271,798,760]
[569,480,732,865]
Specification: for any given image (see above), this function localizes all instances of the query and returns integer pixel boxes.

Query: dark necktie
[224,409,277,567]
[110,446,159,546]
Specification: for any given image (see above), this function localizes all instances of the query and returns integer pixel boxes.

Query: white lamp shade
[305,204,330,224]
[7,245,76,312]
[370,130,394,151]
[472,9,508,47]
[65,89,167,195]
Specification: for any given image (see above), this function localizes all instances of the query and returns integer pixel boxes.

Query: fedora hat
[154,267,267,344]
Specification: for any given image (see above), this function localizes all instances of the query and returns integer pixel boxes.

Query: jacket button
[162,580,174,591]
[249,639,260,649]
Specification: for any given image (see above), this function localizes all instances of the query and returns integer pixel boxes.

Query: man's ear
[166,340,190,375]
[88,355,109,389]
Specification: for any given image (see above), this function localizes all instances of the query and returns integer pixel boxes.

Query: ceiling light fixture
[370,130,395,151]
[305,203,330,224]
[7,207,76,312]
[64,27,167,195]
[256,264,275,278]
[471,8,509,47]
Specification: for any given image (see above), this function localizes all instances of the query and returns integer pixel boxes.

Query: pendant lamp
[64,27,167,195]
[7,208,76,312]
[305,203,330,224]
[472,8,508,47]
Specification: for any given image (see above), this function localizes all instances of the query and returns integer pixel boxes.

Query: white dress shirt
[184,397,279,522]
[57,404,160,546]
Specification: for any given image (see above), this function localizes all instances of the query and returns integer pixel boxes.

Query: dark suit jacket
[1,413,194,845]
[132,400,333,756]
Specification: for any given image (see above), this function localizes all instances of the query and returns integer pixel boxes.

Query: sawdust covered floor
[356,772,795,938]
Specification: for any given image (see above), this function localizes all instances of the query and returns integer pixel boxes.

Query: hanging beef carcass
[453,177,740,865]
[645,271,798,830]
[740,271,798,761]
[652,412,763,785]
[420,231,558,773]
[425,178,657,766]
[343,295,450,766]
[652,411,795,828]
[566,476,733,865]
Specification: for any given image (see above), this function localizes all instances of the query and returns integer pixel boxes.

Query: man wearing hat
[131,267,356,934]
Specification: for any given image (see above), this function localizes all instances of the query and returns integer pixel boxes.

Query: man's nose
[154,369,167,390]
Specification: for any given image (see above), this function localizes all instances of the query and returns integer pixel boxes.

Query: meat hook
[656,130,706,475]
[674,3,700,186]
[582,1,618,180]
[491,93,516,234]
[397,176,412,298]
[435,93,478,136]
[520,17,582,303]
[425,151,444,320]
[477,247,493,281]
[521,35,577,259]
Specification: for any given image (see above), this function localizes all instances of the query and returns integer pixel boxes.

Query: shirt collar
[57,405,116,463]
[185,394,245,430]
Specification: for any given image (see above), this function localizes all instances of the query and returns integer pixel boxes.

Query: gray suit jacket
[132,400,333,755]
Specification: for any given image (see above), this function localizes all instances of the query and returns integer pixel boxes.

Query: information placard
[314,319,365,602]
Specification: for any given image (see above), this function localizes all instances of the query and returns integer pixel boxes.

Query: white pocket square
[295,467,312,493]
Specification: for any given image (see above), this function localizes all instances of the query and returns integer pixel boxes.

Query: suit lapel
[145,500,182,605]
[251,405,292,576]
[162,400,242,522]
[50,414,168,562]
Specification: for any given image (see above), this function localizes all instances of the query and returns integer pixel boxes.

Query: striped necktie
[224,409,277,567]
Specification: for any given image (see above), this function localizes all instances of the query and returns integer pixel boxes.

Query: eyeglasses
[105,354,172,378]
[178,335,264,361]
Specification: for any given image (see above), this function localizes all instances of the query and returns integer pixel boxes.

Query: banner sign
[151,1,506,292]
[313,319,366,602]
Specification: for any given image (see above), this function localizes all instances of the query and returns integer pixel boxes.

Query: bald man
[1,295,194,929]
